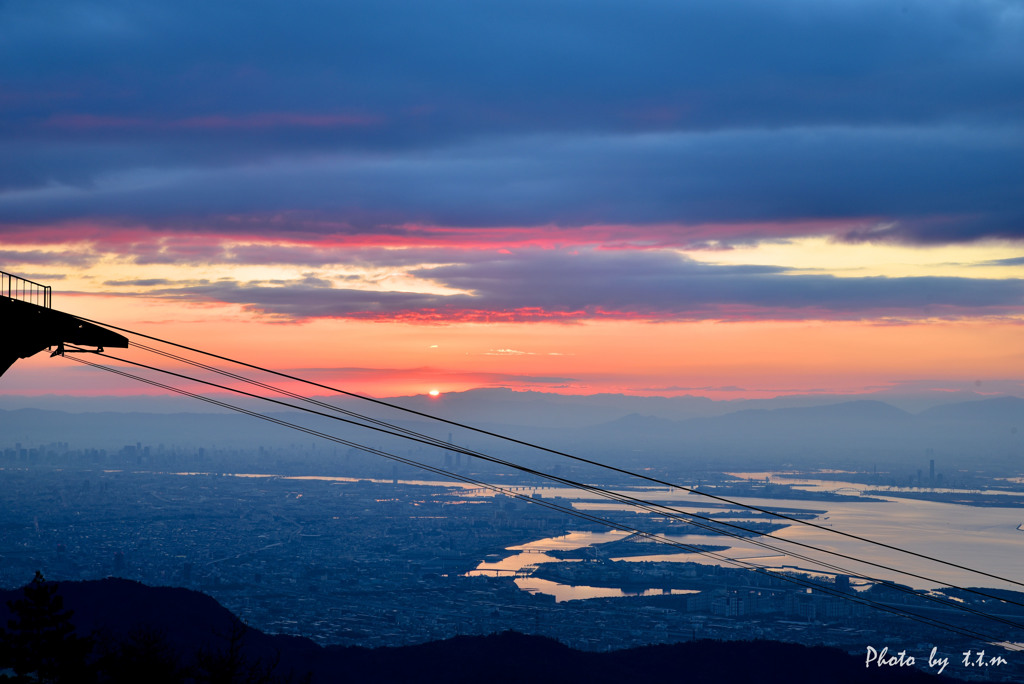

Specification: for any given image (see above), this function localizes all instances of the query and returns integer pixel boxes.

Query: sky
[1,0,1023,400]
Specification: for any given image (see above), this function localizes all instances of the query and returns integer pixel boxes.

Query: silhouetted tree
[95,625,186,684]
[0,571,95,683]
[193,621,291,684]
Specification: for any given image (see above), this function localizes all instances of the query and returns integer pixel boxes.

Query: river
[166,470,1024,599]
[467,473,1024,599]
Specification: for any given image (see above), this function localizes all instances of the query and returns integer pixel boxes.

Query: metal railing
[1,270,51,308]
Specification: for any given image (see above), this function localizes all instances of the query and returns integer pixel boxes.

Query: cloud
[126,248,1024,322]
[42,113,381,132]
[4,1,1020,143]
[102,278,173,287]
[635,385,834,394]
[3,127,1020,245]
[978,256,1024,267]
[282,366,576,387]
[0,248,99,268]
[1,1,1021,244]
[122,239,487,268]
[480,348,570,357]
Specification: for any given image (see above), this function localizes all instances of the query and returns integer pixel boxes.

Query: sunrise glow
[0,1,1021,403]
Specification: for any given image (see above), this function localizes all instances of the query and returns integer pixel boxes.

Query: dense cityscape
[3,439,1023,680]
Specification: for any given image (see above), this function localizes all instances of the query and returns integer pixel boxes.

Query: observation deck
[0,270,129,377]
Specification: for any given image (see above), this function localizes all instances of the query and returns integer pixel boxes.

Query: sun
[428,389,441,397]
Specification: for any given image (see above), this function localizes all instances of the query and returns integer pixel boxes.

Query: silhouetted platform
[0,272,128,377]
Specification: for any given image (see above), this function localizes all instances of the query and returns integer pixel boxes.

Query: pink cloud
[0,215,879,257]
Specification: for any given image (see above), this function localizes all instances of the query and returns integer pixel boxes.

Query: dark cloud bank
[125,249,1024,322]
[1,0,1022,244]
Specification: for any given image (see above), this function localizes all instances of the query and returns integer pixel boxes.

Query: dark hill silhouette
[0,577,319,682]
[0,578,979,683]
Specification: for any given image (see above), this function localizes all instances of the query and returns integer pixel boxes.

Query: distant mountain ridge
[919,395,1024,422]
[1,392,1021,472]
[717,399,913,422]
[1,387,1012,421]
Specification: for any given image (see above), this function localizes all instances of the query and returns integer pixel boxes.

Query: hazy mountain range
[2,390,1021,475]
[0,387,1003,420]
